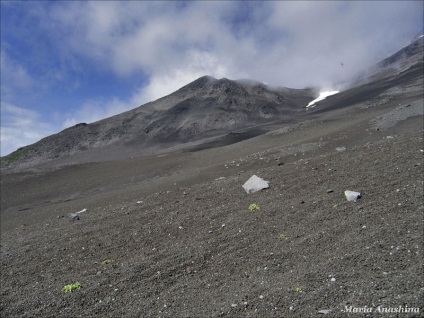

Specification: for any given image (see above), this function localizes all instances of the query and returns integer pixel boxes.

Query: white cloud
[0,103,56,156]
[264,1,423,88]
[0,51,34,100]
[62,97,135,128]
[62,50,230,127]
[46,1,422,89]
[141,50,230,102]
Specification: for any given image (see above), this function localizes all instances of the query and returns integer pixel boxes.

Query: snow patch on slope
[306,91,339,108]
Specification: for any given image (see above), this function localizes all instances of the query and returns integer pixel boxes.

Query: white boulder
[345,190,361,202]
[242,175,270,194]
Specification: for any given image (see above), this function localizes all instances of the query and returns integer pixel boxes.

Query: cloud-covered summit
[1,1,423,155]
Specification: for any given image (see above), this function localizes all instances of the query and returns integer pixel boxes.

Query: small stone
[326,189,334,193]
[68,213,80,221]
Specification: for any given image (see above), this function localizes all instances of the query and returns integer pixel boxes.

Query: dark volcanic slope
[305,36,423,115]
[2,37,423,172]
[352,36,423,86]
[1,77,314,170]
[1,97,422,318]
[0,38,423,318]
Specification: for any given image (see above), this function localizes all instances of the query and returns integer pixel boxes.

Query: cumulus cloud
[47,1,422,89]
[0,51,35,100]
[0,103,55,156]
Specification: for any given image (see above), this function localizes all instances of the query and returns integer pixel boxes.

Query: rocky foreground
[1,89,423,317]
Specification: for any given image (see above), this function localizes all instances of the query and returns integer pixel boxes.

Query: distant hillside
[2,37,423,171]
[1,77,315,170]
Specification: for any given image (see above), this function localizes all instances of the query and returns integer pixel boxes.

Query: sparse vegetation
[2,148,30,165]
[62,282,82,293]
[248,203,260,211]
[101,259,114,265]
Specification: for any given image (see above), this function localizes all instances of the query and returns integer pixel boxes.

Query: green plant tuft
[248,203,260,211]
[101,259,114,265]
[62,282,82,293]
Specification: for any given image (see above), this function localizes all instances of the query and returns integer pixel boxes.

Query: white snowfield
[306,90,339,108]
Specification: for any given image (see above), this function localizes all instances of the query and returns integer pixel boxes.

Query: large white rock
[345,190,361,202]
[242,175,270,194]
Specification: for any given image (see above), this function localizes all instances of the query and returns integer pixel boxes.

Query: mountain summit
[2,77,315,169]
[2,37,423,171]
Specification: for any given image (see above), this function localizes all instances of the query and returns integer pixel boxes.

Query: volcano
[1,36,423,318]
[2,37,423,171]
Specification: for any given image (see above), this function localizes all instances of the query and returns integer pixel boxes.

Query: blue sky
[1,1,422,156]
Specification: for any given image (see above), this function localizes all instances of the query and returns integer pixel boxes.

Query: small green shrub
[62,282,82,293]
[248,203,260,211]
[101,259,114,265]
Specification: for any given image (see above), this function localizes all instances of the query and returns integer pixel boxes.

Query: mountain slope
[2,37,423,171]
[1,77,315,169]
[305,36,423,114]
[351,36,423,85]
